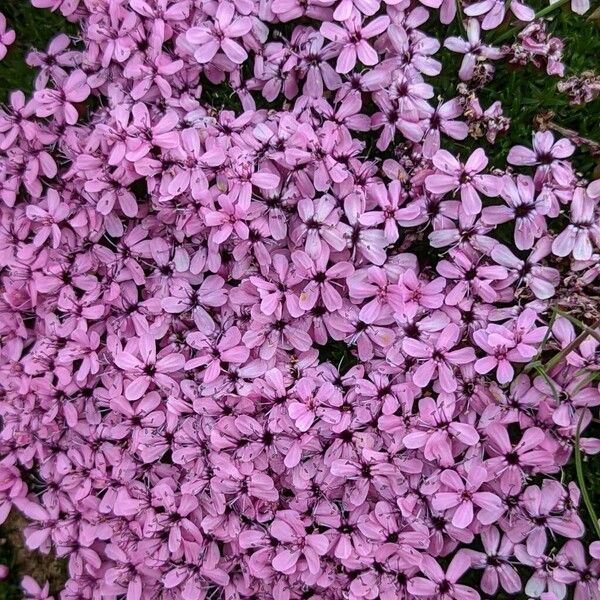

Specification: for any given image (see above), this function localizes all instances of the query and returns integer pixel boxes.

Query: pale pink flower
[34,70,90,125]
[425,148,502,215]
[432,466,504,528]
[114,335,185,400]
[25,190,69,248]
[464,0,534,30]
[552,188,600,260]
[0,13,15,62]
[508,132,575,186]
[403,323,476,392]
[408,553,480,600]
[320,14,390,73]
[483,175,550,250]
[187,2,252,64]
[444,19,505,81]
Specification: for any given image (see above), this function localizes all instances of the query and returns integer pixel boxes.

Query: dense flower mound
[1,0,600,599]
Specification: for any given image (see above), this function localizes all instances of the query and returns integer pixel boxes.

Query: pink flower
[185,326,249,382]
[347,266,402,324]
[464,0,534,30]
[432,466,504,528]
[21,577,54,600]
[330,448,401,508]
[292,247,354,312]
[552,187,600,260]
[342,194,388,265]
[367,181,424,243]
[466,526,521,594]
[299,34,342,98]
[288,377,342,431]
[114,335,185,400]
[491,238,560,300]
[423,98,469,157]
[187,2,252,64]
[425,148,503,215]
[34,70,90,125]
[372,89,425,149]
[225,147,281,209]
[110,392,166,451]
[474,323,532,384]
[508,132,575,186]
[403,323,476,392]
[27,34,80,89]
[320,14,390,73]
[315,92,371,133]
[554,540,600,599]
[24,190,69,248]
[0,13,15,61]
[271,0,334,22]
[397,269,446,316]
[444,19,505,81]
[162,276,227,331]
[248,254,303,317]
[531,372,600,428]
[203,194,249,244]
[0,91,38,150]
[437,250,508,305]
[484,424,553,493]
[509,480,585,557]
[332,0,379,21]
[387,24,442,76]
[483,175,550,249]
[270,510,329,575]
[515,542,568,599]
[408,553,480,600]
[164,548,230,597]
[291,196,346,259]
[165,130,225,198]
[403,396,480,466]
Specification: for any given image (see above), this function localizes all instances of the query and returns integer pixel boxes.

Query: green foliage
[0,511,67,599]
[430,5,600,178]
[318,340,359,373]
[0,4,77,101]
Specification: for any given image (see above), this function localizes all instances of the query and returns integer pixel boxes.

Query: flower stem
[554,309,600,343]
[539,118,600,155]
[575,410,600,539]
[494,0,572,44]
[543,310,600,371]
[456,0,467,35]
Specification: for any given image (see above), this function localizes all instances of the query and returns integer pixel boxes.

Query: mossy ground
[0,512,67,599]
[0,1,599,598]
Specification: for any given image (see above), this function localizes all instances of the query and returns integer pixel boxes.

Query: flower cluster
[0,1,600,600]
[558,71,600,105]
[509,19,566,76]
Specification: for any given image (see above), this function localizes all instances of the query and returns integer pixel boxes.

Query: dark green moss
[0,511,67,599]
[0,4,77,101]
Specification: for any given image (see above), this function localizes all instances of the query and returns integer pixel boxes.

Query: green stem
[575,410,600,539]
[543,312,600,371]
[534,365,560,401]
[456,0,467,35]
[535,309,557,361]
[554,309,600,343]
[530,310,600,540]
[494,0,572,44]
[572,370,600,394]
